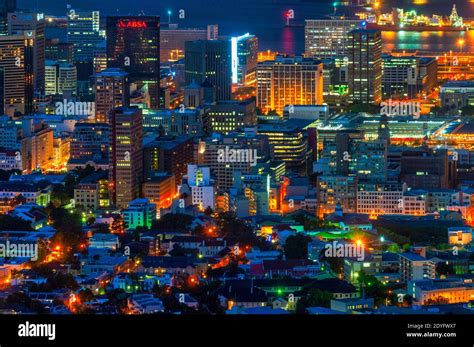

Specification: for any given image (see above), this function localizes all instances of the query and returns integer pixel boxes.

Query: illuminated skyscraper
[67,10,102,62]
[0,33,34,114]
[231,34,258,86]
[45,60,77,96]
[106,16,161,109]
[185,40,232,101]
[8,11,45,93]
[256,55,323,115]
[45,39,74,64]
[109,107,143,209]
[382,55,437,99]
[94,68,129,123]
[305,19,360,58]
[348,29,382,105]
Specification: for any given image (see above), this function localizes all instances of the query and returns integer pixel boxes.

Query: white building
[185,164,215,210]
[399,253,435,284]
[357,189,404,215]
[403,191,427,215]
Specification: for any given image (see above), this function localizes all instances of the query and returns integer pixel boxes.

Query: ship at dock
[369,4,468,32]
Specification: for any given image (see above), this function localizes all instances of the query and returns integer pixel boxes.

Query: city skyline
[0,0,472,345]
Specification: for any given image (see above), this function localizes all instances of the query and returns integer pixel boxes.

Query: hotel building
[256,55,323,115]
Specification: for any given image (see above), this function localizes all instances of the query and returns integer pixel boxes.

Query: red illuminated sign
[117,20,148,29]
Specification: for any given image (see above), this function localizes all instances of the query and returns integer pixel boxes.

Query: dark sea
[19,0,474,53]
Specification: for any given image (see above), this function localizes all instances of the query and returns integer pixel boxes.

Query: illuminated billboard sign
[117,20,148,29]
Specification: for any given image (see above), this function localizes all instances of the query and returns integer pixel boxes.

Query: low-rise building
[122,198,157,230]
[409,279,474,306]
[0,181,51,206]
[399,252,436,283]
[448,227,473,246]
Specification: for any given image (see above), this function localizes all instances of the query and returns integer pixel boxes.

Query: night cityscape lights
[0,1,473,342]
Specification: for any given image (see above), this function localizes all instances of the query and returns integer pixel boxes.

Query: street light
[458,38,465,53]
[167,10,172,24]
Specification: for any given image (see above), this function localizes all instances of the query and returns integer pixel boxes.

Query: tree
[283,233,312,259]
[293,213,338,230]
[296,288,333,312]
[151,213,194,230]
[348,103,379,114]
[437,262,454,276]
[63,165,97,197]
[93,223,110,234]
[5,292,48,314]
[204,206,214,217]
[217,211,270,250]
[358,271,387,306]
[50,184,72,207]
[47,206,84,257]
[110,215,125,234]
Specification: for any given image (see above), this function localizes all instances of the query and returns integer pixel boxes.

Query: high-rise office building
[109,107,143,209]
[160,24,217,62]
[94,68,129,123]
[321,56,350,105]
[318,132,388,182]
[106,16,161,109]
[93,41,106,73]
[21,120,54,173]
[206,99,257,134]
[231,33,258,86]
[348,29,382,105]
[0,33,34,114]
[45,39,74,64]
[45,60,77,96]
[382,55,437,99]
[0,0,15,35]
[256,55,324,115]
[305,19,361,58]
[257,120,311,172]
[400,148,457,189]
[8,12,45,93]
[70,122,110,162]
[67,10,102,62]
[317,175,358,215]
[143,135,194,186]
[185,40,232,101]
